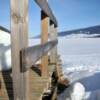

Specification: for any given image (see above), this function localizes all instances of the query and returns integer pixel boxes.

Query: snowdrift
[58,37,100,100]
[0,29,11,71]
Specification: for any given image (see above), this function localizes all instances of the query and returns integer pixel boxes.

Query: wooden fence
[10,0,58,100]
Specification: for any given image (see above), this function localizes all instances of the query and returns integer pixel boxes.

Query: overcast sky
[0,0,100,37]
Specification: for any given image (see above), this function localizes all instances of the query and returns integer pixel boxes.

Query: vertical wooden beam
[10,0,29,100]
[50,22,58,100]
[49,21,58,64]
[41,10,48,77]
[0,79,1,96]
[51,86,57,100]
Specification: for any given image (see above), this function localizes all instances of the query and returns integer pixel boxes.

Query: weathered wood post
[10,0,30,100]
[41,5,48,77]
[49,21,58,64]
[50,21,58,100]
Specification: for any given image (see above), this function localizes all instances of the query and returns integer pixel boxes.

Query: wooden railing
[10,0,58,100]
[34,0,58,27]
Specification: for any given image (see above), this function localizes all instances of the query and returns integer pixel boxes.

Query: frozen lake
[58,37,100,78]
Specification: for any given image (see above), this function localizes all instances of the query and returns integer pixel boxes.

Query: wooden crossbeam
[34,0,58,27]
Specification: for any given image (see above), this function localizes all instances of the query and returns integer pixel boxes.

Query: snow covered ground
[29,36,100,100]
[58,36,100,100]
[1,29,100,100]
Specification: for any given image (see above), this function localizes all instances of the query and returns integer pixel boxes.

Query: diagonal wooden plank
[21,40,58,71]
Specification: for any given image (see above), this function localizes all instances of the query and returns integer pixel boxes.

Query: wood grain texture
[41,10,48,77]
[22,40,58,70]
[34,0,58,27]
[10,0,30,100]
[49,22,58,64]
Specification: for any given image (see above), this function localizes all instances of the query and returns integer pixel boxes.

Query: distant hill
[27,25,100,39]
[58,25,100,37]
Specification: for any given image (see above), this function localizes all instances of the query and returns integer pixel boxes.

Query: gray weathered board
[21,40,58,70]
[34,0,58,27]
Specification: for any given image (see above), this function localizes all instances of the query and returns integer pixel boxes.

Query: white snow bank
[0,30,11,71]
[70,82,85,100]
[58,82,85,100]
[58,82,100,100]
[58,76,100,99]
